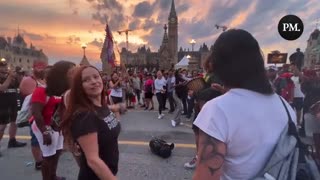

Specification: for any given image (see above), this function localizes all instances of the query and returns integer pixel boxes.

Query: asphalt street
[0,106,196,180]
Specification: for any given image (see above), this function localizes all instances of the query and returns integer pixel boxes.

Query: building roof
[12,34,27,47]
[162,24,169,44]
[310,29,320,40]
[0,37,8,49]
[169,0,177,19]
[80,55,90,66]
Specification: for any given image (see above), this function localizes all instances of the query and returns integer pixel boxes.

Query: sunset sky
[0,0,319,65]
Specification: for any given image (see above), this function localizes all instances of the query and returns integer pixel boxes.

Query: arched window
[19,58,21,63]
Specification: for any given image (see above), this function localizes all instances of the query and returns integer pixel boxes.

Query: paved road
[0,107,196,180]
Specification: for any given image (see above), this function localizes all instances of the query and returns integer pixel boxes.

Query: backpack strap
[279,96,305,149]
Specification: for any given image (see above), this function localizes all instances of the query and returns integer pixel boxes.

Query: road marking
[3,135,196,149]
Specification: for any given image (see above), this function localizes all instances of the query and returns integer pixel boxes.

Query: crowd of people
[0,28,319,179]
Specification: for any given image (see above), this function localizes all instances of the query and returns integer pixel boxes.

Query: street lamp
[189,39,196,51]
[81,43,87,57]
[1,58,5,62]
[186,55,191,59]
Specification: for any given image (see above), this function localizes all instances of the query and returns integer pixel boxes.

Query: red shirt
[31,87,61,125]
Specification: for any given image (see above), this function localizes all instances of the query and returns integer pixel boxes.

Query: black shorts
[111,96,123,104]
[145,92,153,99]
[0,107,17,125]
[292,97,304,111]
[0,92,18,125]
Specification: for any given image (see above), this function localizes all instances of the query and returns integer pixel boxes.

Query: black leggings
[156,93,165,115]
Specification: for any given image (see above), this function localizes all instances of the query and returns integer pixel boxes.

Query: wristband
[43,131,51,135]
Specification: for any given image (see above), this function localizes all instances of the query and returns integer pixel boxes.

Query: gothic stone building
[0,34,48,72]
[304,28,320,67]
[119,0,179,71]
[102,0,211,72]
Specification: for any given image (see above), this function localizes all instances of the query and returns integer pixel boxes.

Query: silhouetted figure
[289,48,304,70]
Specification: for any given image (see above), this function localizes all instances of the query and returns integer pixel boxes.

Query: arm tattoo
[199,132,225,176]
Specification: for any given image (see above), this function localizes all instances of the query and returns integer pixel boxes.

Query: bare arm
[31,103,46,133]
[193,130,227,180]
[0,73,14,91]
[109,80,121,89]
[108,103,127,120]
[77,133,117,180]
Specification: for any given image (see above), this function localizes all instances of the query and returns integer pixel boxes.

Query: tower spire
[169,0,177,19]
[162,24,169,44]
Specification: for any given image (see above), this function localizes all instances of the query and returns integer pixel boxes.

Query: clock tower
[168,0,178,65]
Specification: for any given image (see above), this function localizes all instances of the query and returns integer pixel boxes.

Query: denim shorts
[30,127,39,147]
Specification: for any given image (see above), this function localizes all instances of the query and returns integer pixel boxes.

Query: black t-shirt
[175,74,187,97]
[71,106,121,180]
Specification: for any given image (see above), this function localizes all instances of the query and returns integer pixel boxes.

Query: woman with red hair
[61,65,123,180]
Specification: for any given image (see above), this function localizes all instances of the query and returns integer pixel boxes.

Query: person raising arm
[0,70,15,92]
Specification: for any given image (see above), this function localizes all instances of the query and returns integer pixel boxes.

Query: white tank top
[291,76,304,98]
[110,87,123,97]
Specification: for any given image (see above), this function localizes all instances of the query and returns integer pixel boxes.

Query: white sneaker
[171,120,176,127]
[161,114,165,118]
[184,156,197,169]
[158,114,162,119]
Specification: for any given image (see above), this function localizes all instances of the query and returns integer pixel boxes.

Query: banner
[267,53,288,64]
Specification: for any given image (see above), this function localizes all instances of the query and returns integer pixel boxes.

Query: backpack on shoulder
[254,97,320,180]
[16,94,33,128]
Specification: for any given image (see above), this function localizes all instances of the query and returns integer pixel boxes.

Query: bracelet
[43,131,50,135]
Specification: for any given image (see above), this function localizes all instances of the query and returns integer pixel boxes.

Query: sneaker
[171,120,176,127]
[158,114,165,119]
[8,139,27,148]
[184,156,197,169]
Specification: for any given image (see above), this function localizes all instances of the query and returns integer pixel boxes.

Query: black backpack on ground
[149,137,174,159]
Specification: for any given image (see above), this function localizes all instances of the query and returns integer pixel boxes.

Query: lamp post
[189,39,196,51]
[81,43,87,58]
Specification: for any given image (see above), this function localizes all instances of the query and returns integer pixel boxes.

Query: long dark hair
[46,61,75,96]
[211,29,273,95]
[61,65,105,143]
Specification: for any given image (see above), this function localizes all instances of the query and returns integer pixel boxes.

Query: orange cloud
[229,0,257,28]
